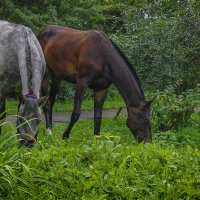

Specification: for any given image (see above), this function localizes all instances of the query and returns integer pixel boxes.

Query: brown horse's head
[126,97,155,143]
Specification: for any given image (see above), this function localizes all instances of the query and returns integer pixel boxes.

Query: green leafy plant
[0,121,54,199]
[152,85,200,132]
[0,124,33,199]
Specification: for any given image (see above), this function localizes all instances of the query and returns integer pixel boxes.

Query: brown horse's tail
[37,26,57,50]
[37,30,46,50]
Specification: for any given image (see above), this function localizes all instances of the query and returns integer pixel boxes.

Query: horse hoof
[63,135,66,140]
[62,133,68,140]
[46,128,52,135]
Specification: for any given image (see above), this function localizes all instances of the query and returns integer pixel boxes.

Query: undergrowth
[0,116,200,199]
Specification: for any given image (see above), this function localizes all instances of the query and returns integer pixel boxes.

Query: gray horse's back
[0,21,46,97]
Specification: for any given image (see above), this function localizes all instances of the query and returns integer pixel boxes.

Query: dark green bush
[56,81,121,102]
[152,84,200,132]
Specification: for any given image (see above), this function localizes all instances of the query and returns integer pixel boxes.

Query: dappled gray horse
[0,21,47,146]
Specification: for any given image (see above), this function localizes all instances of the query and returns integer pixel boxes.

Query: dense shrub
[151,84,200,132]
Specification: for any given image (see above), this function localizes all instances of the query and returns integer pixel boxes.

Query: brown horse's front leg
[48,78,60,127]
[43,100,51,131]
[42,73,60,134]
[94,89,108,135]
[63,78,88,139]
[41,72,51,133]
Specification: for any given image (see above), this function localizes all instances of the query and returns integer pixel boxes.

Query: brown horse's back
[38,26,112,89]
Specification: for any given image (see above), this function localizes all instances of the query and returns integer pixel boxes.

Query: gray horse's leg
[94,89,108,135]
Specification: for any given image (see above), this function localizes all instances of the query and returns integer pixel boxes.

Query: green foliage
[1,0,199,97]
[1,118,200,199]
[0,124,33,199]
[154,126,200,147]
[152,85,200,132]
[56,81,122,102]
[0,0,125,33]
[0,123,58,200]
[111,15,200,93]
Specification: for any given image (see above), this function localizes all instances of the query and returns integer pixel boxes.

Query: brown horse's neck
[112,66,145,108]
[109,50,146,108]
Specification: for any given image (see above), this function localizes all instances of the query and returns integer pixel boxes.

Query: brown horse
[38,25,155,143]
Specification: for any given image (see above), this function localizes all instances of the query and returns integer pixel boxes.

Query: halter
[25,92,37,99]
[19,137,36,147]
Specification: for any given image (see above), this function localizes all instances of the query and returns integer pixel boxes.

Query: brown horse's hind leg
[94,89,108,135]
[63,78,88,139]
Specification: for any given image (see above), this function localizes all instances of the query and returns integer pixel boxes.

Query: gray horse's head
[16,94,47,147]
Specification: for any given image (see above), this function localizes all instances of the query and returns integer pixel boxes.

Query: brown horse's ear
[142,96,156,110]
[37,96,48,107]
[18,94,25,104]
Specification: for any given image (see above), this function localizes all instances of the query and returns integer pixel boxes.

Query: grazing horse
[38,25,155,143]
[0,21,47,146]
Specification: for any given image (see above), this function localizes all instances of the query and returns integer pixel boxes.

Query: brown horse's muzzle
[131,130,152,143]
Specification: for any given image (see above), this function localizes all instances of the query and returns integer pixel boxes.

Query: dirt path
[6,108,127,123]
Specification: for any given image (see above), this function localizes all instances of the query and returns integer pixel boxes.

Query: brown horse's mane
[108,38,145,99]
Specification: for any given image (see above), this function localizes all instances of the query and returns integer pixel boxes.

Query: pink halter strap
[25,92,37,99]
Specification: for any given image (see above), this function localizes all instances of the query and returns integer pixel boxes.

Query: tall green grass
[0,123,54,200]
[0,123,32,199]
[1,117,199,199]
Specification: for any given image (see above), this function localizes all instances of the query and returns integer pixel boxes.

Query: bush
[152,84,200,132]
[56,81,121,102]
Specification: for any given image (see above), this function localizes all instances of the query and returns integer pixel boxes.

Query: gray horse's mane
[23,27,33,91]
